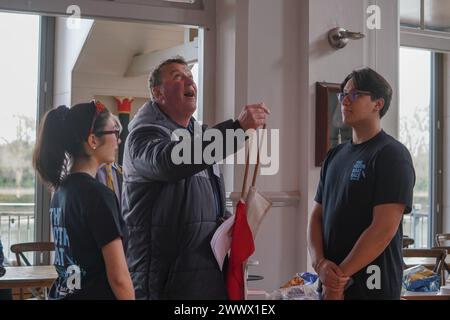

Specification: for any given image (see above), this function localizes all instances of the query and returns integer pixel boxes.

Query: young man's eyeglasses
[337,90,372,104]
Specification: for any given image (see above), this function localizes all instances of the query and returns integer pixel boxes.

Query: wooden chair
[403,248,447,288]
[10,242,54,267]
[10,242,55,299]
[402,236,415,248]
[432,246,450,282]
[435,234,450,247]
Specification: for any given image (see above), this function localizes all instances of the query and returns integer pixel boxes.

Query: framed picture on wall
[315,82,352,167]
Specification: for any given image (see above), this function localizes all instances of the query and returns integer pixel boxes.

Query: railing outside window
[0,203,35,262]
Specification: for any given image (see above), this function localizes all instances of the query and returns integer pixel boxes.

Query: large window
[399,47,434,248]
[0,12,40,261]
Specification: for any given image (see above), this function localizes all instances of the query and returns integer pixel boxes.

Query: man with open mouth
[122,56,270,300]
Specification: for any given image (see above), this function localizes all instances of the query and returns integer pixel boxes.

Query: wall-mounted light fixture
[327,27,365,50]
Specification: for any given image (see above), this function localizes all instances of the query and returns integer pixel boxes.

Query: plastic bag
[403,265,440,292]
[268,272,319,300]
[300,272,318,285]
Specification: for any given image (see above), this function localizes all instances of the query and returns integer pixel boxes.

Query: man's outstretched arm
[129,103,270,182]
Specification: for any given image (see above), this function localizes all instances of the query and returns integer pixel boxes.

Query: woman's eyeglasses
[337,90,372,104]
[96,129,120,140]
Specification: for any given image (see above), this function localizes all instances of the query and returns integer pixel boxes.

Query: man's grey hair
[148,56,188,100]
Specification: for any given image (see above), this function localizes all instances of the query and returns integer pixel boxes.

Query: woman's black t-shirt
[48,173,126,300]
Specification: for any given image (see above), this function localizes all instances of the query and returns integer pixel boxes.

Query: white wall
[216,0,304,292]
[53,17,93,107]
[244,0,303,292]
[215,0,237,192]
[375,0,400,138]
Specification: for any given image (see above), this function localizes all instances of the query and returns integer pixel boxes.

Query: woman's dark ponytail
[33,105,70,190]
[33,102,110,190]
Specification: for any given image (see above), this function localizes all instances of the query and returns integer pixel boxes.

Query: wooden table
[402,258,450,300]
[404,256,450,269]
[402,291,450,300]
[0,265,57,290]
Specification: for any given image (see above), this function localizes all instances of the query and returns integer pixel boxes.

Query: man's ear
[152,86,164,103]
[374,98,385,113]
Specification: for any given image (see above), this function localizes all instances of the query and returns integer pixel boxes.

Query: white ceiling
[73,20,186,76]
[400,0,450,31]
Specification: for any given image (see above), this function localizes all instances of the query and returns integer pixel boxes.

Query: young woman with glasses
[33,101,134,300]
[96,114,124,209]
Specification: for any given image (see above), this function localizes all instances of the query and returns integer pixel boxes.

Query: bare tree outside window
[399,47,431,248]
[0,12,39,262]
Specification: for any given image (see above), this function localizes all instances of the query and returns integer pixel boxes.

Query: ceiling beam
[0,0,211,27]
[125,38,198,77]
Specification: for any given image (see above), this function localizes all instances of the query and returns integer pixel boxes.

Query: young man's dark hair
[148,56,188,99]
[340,68,393,118]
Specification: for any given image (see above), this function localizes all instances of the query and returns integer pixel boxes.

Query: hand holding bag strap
[251,124,266,188]
[240,140,251,200]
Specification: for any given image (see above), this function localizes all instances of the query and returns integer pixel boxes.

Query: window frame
[430,52,444,244]
[35,16,55,243]
[401,15,450,247]
[399,44,444,248]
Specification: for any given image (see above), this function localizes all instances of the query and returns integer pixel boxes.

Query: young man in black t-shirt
[308,68,415,300]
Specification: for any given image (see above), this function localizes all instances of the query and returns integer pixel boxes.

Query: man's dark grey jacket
[122,101,242,300]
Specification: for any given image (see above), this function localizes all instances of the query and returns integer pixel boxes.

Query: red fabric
[114,97,134,114]
[226,200,255,300]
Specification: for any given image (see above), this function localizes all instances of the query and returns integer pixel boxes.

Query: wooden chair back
[435,234,450,247]
[9,242,55,299]
[10,242,55,266]
[402,236,415,248]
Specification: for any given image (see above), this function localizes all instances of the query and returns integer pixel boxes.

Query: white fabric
[245,187,272,239]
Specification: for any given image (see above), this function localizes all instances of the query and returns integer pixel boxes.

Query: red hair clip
[88,100,106,136]
[94,100,106,112]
